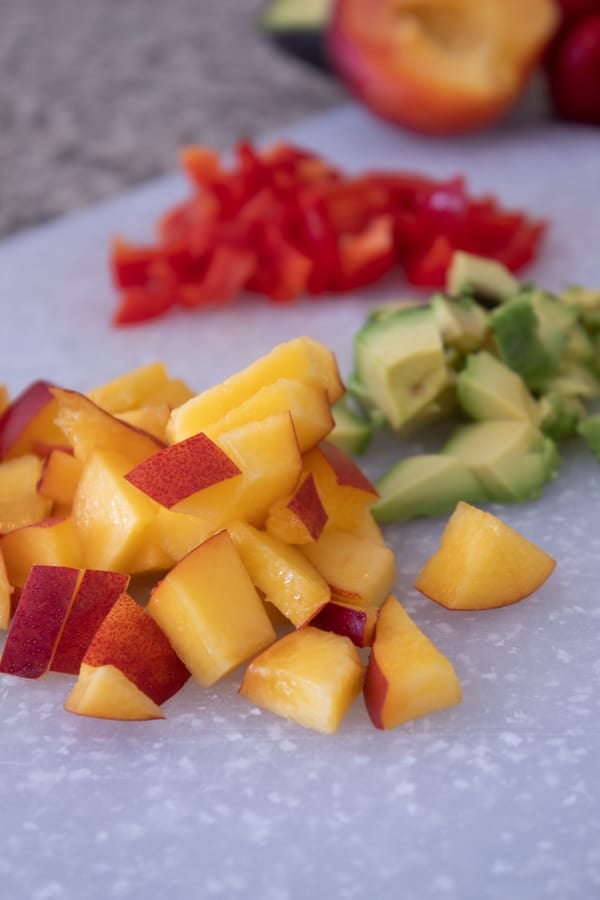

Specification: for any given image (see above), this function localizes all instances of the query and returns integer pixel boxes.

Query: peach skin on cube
[239,626,364,734]
[265,472,328,545]
[414,501,557,610]
[51,569,130,675]
[0,385,8,418]
[171,413,303,527]
[72,449,160,572]
[1,515,82,588]
[64,663,164,721]
[195,379,334,453]
[364,595,462,730]
[37,448,83,507]
[147,530,276,687]
[51,387,165,465]
[86,362,170,413]
[311,600,378,648]
[302,440,379,531]
[166,336,344,442]
[227,520,330,627]
[302,529,396,609]
[72,591,190,707]
[0,380,64,460]
[124,432,241,510]
[0,564,82,678]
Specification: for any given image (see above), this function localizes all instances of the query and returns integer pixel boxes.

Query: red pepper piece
[179,244,256,309]
[404,235,456,287]
[110,238,163,289]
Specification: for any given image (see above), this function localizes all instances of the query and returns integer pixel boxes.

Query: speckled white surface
[1,104,599,900]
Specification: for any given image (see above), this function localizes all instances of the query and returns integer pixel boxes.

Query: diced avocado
[578,415,600,460]
[366,299,423,324]
[430,293,489,353]
[352,305,448,432]
[526,288,576,361]
[442,420,559,503]
[538,392,587,442]
[328,397,373,455]
[558,285,600,332]
[545,361,600,401]
[563,321,596,367]
[489,295,559,390]
[446,251,519,305]
[345,372,387,429]
[457,350,539,424]
[372,454,488,523]
[260,0,332,72]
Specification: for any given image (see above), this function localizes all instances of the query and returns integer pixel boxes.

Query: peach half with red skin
[327,0,560,135]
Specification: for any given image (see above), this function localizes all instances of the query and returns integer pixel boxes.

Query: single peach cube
[240,626,364,734]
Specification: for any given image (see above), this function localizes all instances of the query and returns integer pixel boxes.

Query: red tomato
[548,13,600,123]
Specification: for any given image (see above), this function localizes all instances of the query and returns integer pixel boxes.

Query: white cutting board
[0,103,599,900]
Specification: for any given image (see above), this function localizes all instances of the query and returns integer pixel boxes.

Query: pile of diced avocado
[331,251,600,522]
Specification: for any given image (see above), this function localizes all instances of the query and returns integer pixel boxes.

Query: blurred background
[0,0,342,238]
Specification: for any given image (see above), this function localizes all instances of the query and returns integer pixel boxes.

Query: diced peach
[414,501,557,610]
[0,454,52,532]
[150,377,195,409]
[1,516,82,588]
[302,529,396,608]
[37,448,83,506]
[0,550,13,630]
[228,520,330,627]
[303,440,378,531]
[0,564,82,678]
[198,379,334,453]
[0,380,64,460]
[51,387,164,465]
[239,627,364,734]
[72,449,160,572]
[51,570,131,675]
[117,404,171,442]
[86,362,170,413]
[152,507,217,563]
[74,592,190,706]
[147,530,276,687]
[167,336,344,441]
[364,595,462,729]
[0,385,9,418]
[124,432,241,509]
[343,508,387,546]
[265,472,328,544]
[311,600,378,647]
[172,413,303,527]
[64,664,164,721]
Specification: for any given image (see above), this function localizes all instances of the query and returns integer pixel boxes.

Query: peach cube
[86,362,170,413]
[239,626,364,734]
[302,529,396,608]
[415,501,557,610]
[167,336,344,441]
[65,664,164,721]
[52,387,164,465]
[147,530,276,687]
[1,515,82,588]
[228,520,330,626]
[265,472,328,544]
[72,449,160,572]
[0,380,64,460]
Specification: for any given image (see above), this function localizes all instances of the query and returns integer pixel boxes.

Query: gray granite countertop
[0,0,342,238]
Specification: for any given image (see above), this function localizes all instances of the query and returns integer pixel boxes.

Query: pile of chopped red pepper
[110,141,548,325]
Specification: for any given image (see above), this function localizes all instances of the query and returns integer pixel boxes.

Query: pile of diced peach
[0,338,556,733]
